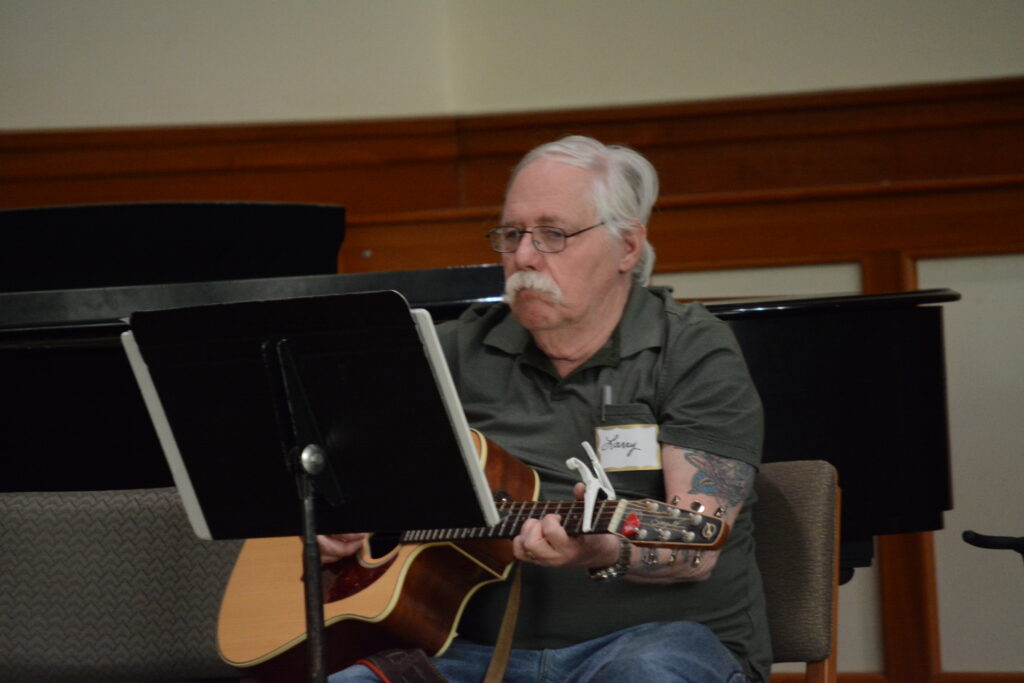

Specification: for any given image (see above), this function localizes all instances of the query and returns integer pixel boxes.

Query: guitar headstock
[610,499,730,550]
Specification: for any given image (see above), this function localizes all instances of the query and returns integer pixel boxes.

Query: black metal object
[0,266,504,492]
[708,289,959,575]
[1,202,345,292]
[963,530,1024,566]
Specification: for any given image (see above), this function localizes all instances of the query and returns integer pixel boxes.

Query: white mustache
[504,271,563,305]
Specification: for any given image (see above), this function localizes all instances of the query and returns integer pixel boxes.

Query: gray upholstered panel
[753,460,838,664]
[0,487,243,682]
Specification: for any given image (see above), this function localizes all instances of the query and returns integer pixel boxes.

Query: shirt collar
[617,284,667,357]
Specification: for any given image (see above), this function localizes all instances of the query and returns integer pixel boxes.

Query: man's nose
[512,232,544,270]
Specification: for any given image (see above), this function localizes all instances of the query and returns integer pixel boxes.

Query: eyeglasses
[486,221,605,254]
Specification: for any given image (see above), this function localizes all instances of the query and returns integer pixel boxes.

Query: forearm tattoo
[635,449,755,576]
[684,449,755,512]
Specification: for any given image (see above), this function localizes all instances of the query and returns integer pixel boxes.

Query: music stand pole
[274,338,344,683]
[297,445,329,683]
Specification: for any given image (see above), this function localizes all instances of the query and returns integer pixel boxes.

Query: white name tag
[594,424,661,471]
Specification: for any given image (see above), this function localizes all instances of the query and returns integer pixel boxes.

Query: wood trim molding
[771,673,1024,683]
[771,674,885,683]
[3,75,1023,214]
[937,675,1024,682]
[878,533,942,683]
[337,176,1024,274]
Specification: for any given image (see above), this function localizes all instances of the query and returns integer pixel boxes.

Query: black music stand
[121,290,497,683]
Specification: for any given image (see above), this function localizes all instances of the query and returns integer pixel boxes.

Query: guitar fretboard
[400,499,619,543]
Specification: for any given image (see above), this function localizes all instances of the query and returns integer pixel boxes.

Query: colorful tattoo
[684,449,755,509]
[639,547,695,573]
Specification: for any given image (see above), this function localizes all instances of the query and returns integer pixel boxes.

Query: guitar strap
[483,561,523,683]
[358,562,522,683]
[357,649,447,683]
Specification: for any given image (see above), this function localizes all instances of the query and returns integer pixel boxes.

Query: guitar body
[217,432,538,680]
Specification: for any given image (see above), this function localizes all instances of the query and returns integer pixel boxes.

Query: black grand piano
[0,203,956,577]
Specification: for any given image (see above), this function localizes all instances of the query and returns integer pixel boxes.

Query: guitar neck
[397,497,727,550]
[400,499,619,544]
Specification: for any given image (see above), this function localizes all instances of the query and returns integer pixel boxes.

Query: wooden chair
[754,460,841,683]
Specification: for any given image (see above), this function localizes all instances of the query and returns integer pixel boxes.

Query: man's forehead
[502,161,596,225]
[501,212,569,226]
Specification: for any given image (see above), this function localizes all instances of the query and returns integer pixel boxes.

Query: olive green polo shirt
[436,285,770,681]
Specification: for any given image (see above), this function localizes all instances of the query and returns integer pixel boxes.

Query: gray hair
[508,135,659,285]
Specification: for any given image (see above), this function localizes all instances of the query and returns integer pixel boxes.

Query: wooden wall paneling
[453,78,1024,207]
[0,162,462,214]
[771,674,885,683]
[0,117,464,213]
[937,674,1024,682]
[3,76,1022,220]
[878,533,943,683]
[859,251,916,294]
[339,208,499,273]
[585,179,1024,276]
[340,177,1024,274]
[457,118,1024,208]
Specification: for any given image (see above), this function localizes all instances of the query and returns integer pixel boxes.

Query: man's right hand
[316,533,368,564]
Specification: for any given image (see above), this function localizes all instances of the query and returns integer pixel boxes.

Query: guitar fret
[571,501,584,534]
[516,503,530,535]
[498,501,514,538]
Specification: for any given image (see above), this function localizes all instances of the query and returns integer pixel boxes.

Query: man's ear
[618,221,647,274]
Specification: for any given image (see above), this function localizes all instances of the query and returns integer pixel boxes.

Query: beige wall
[2,0,1024,130]
[919,254,1024,673]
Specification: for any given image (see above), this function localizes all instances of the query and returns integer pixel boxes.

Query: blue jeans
[328,621,752,683]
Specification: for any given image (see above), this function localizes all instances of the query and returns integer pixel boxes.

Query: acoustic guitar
[217,431,730,679]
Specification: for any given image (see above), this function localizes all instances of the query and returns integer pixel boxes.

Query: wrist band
[588,538,632,581]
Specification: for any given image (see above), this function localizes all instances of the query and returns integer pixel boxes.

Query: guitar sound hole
[369,532,401,559]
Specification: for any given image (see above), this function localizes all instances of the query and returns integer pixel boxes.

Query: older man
[325,136,769,682]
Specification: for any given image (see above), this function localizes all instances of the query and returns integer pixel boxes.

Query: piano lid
[706,288,961,317]
[0,202,346,294]
[0,266,506,342]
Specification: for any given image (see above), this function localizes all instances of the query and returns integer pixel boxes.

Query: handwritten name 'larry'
[600,433,640,458]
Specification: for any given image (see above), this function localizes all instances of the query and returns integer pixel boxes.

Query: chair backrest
[0,487,243,682]
[753,460,840,683]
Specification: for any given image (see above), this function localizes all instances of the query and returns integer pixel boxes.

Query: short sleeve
[656,306,764,467]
